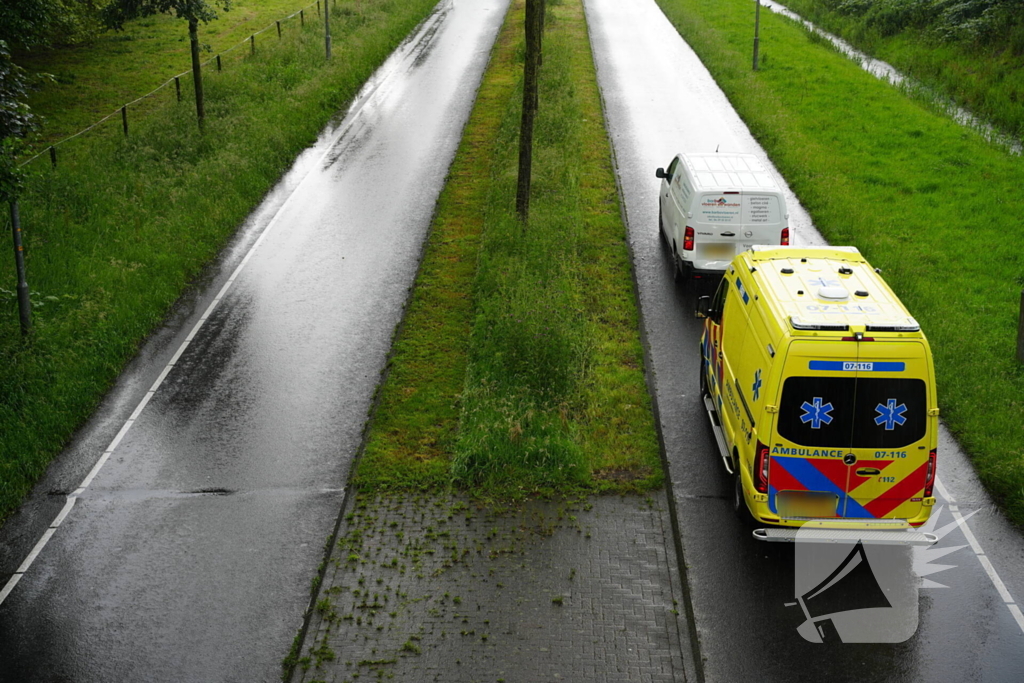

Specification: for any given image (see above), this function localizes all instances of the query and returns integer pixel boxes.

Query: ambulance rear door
[770,340,931,522]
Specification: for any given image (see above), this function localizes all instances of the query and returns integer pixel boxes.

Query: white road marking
[0,15,431,603]
[935,477,1024,635]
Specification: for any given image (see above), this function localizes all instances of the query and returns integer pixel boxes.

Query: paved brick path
[295,492,693,682]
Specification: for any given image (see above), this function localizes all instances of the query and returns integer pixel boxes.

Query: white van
[656,153,790,281]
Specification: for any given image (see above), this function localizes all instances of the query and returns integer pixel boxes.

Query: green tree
[102,0,231,127]
[0,0,103,50]
[0,40,33,201]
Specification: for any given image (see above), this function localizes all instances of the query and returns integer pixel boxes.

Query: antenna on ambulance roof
[715,145,720,153]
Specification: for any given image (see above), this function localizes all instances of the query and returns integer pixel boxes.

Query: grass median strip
[655,0,1024,526]
[354,0,661,495]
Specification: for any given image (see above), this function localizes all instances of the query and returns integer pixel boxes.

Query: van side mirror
[696,295,711,319]
[655,167,668,179]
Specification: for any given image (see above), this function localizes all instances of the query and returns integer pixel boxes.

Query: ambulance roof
[739,246,921,335]
[682,153,782,194]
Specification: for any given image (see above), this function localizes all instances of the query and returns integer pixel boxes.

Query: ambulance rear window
[777,377,927,449]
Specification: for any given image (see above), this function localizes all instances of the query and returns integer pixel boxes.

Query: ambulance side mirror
[696,296,711,319]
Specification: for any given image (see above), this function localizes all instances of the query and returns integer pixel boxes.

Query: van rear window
[777,377,926,449]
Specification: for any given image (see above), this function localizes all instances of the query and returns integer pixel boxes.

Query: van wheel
[733,471,756,528]
[672,247,686,283]
[659,207,666,242]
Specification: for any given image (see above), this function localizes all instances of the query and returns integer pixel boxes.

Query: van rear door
[696,192,783,263]
[768,341,931,521]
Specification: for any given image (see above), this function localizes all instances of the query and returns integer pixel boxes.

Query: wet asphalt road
[0,1,508,680]
[583,0,1024,680]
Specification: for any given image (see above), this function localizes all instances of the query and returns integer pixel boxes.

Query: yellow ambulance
[696,246,938,543]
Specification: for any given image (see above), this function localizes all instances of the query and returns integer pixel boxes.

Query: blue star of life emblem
[752,369,762,401]
[874,398,908,430]
[800,397,834,429]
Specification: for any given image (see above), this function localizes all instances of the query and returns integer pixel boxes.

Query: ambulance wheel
[699,357,709,398]
[733,471,756,528]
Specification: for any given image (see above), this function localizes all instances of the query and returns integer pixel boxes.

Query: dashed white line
[935,477,1024,634]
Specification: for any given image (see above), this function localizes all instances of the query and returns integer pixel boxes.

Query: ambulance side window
[708,278,729,324]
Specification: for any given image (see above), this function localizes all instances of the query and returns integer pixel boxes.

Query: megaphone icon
[792,541,891,642]
[789,537,918,643]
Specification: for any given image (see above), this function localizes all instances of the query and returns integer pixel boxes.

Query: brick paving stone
[293,492,691,682]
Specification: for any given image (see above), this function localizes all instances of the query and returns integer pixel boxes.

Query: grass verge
[0,0,440,524]
[353,0,661,495]
[776,0,1024,140]
[655,0,1024,526]
[15,0,331,150]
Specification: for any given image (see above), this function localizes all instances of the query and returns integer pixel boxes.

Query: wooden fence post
[122,106,129,137]
[49,146,57,169]
[217,54,222,71]
[175,76,181,102]
[1017,291,1024,362]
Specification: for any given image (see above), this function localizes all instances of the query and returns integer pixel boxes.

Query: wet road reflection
[0,1,509,680]
[583,0,1024,680]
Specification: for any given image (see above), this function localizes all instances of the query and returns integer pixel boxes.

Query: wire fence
[19,0,336,169]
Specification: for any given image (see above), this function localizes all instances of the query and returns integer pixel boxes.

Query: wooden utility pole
[516,0,544,220]
[189,19,205,128]
[1017,291,1024,363]
[325,0,332,59]
[753,0,761,71]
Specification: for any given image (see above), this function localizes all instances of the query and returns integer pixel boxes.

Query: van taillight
[923,448,937,498]
[683,226,694,251]
[754,441,770,493]
[781,227,790,246]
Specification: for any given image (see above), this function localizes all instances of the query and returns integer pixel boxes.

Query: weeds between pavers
[353,0,661,496]
[293,491,665,683]
[655,0,1024,528]
[0,0,439,524]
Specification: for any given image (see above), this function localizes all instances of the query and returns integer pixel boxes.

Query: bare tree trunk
[189,19,205,128]
[9,200,31,335]
[516,0,540,221]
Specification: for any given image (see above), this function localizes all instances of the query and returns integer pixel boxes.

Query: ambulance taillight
[924,448,937,498]
[754,440,770,493]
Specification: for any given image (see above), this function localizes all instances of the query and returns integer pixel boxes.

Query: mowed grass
[353,0,661,495]
[15,0,329,151]
[655,0,1024,526]
[0,0,441,523]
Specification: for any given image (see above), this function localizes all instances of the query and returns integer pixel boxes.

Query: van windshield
[776,377,926,449]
